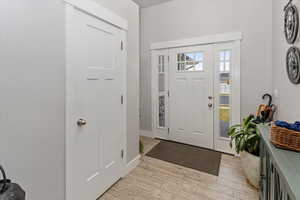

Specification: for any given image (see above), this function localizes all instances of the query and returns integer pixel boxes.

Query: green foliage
[228,115,261,156]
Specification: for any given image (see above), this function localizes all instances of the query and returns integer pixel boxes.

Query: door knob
[208,103,213,108]
[77,118,87,126]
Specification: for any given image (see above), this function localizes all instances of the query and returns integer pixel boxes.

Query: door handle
[77,118,87,126]
[208,103,213,108]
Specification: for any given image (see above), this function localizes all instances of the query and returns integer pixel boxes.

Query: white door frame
[213,42,241,153]
[64,0,128,30]
[151,32,241,153]
[65,1,128,200]
[151,49,169,139]
[151,32,242,50]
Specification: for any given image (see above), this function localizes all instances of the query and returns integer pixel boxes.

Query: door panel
[213,42,239,154]
[152,50,169,139]
[66,6,125,200]
[169,45,214,149]
[190,78,206,135]
[173,78,188,136]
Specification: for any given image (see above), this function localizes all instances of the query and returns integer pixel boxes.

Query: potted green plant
[229,114,261,188]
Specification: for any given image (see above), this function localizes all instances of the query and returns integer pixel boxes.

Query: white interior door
[66,5,126,200]
[169,45,214,149]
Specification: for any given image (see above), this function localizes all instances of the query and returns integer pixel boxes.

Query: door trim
[151,32,242,50]
[63,0,128,31]
[151,34,241,153]
[124,154,141,176]
[151,49,169,140]
[213,41,241,154]
[65,3,127,200]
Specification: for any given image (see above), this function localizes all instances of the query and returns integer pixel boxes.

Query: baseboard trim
[123,154,141,177]
[140,130,154,138]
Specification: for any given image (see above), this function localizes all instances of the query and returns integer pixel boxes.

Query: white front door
[169,45,214,149]
[66,5,126,200]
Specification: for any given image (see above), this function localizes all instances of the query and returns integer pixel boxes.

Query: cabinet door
[283,182,295,200]
[260,143,295,200]
[260,142,269,200]
[269,161,290,200]
[284,189,292,200]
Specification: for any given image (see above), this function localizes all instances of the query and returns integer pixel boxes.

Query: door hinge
[121,41,124,50]
[121,95,124,104]
[168,90,170,98]
[168,128,170,134]
[168,56,170,62]
[121,150,124,159]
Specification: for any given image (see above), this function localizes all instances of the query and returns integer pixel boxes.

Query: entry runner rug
[146,140,222,176]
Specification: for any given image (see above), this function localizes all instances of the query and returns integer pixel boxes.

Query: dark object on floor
[146,140,222,176]
[0,165,25,200]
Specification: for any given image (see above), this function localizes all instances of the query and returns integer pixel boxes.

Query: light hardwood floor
[99,136,259,200]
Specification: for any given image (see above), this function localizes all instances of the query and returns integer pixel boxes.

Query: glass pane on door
[176,52,204,72]
[159,74,165,92]
[219,50,231,138]
[159,95,166,127]
[157,54,167,129]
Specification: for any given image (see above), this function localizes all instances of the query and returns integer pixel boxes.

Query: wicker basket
[271,124,300,152]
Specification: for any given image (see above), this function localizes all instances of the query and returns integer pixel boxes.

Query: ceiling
[132,0,173,8]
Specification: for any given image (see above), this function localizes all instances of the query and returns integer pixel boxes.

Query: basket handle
[0,165,7,194]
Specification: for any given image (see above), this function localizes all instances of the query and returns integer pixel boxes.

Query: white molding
[151,51,158,139]
[63,0,128,30]
[151,50,170,140]
[140,130,154,138]
[151,32,242,50]
[120,30,128,177]
[123,154,141,177]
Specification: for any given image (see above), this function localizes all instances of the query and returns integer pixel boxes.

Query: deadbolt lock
[77,118,87,126]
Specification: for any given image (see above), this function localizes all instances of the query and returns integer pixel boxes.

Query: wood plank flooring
[99,136,259,200]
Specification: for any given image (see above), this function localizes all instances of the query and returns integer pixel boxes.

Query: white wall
[140,0,273,131]
[0,1,65,200]
[0,0,139,200]
[272,0,300,122]
[93,0,140,162]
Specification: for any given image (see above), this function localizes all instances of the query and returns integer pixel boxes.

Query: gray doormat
[146,140,222,176]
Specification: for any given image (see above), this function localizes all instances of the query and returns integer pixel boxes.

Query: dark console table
[259,125,300,200]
